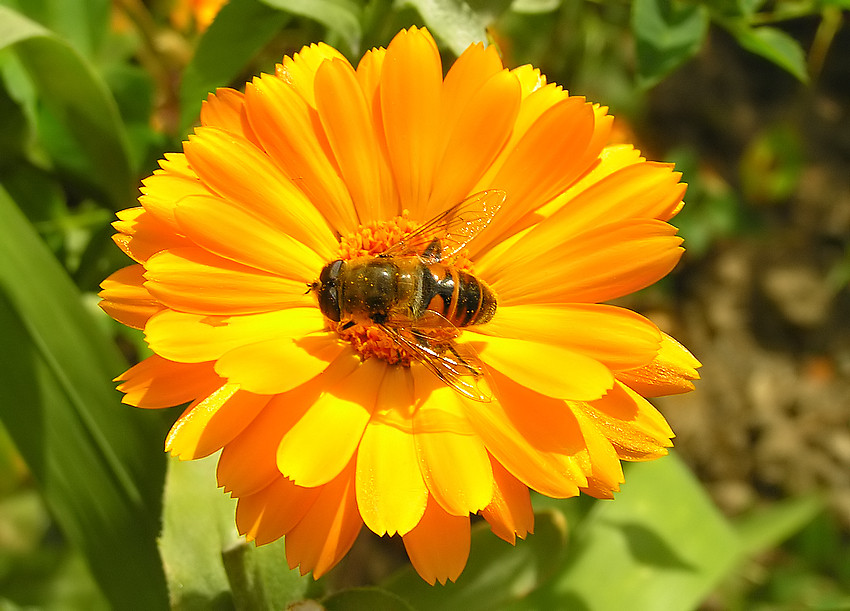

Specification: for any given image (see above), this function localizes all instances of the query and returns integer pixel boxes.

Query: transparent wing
[379,324,492,402]
[381,190,505,262]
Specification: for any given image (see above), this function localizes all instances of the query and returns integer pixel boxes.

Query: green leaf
[0,6,134,208]
[527,453,741,611]
[159,456,311,609]
[632,0,709,88]
[735,495,824,559]
[179,0,291,135]
[399,0,491,56]
[383,509,568,610]
[724,22,808,82]
[260,0,363,55]
[1,0,111,58]
[0,186,168,608]
[324,587,414,611]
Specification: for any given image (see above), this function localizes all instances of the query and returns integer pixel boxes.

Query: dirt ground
[636,22,850,525]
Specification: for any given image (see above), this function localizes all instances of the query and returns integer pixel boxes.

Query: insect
[310,190,505,402]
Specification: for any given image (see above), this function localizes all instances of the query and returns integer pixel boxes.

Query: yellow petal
[165,383,270,459]
[478,304,661,371]
[146,307,324,363]
[457,368,587,498]
[116,355,219,408]
[314,58,395,223]
[380,26,443,219]
[413,385,494,517]
[277,358,383,486]
[355,365,428,536]
[402,496,470,585]
[284,461,363,579]
[235,476,321,545]
[570,405,624,498]
[112,208,192,263]
[214,332,345,395]
[139,170,207,231]
[99,264,163,330]
[481,457,534,544]
[485,219,684,305]
[469,332,614,401]
[199,88,255,144]
[276,42,348,107]
[183,126,338,259]
[174,193,325,282]
[617,332,701,396]
[572,381,674,461]
[144,247,312,315]
[245,72,358,233]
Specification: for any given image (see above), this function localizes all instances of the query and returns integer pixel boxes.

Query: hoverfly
[310,190,505,402]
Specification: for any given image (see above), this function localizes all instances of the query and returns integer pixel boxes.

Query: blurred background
[0,0,848,609]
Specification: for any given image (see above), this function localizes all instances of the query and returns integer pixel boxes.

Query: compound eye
[320,259,344,284]
[317,260,344,322]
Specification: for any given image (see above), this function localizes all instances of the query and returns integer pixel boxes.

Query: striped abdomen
[421,263,497,327]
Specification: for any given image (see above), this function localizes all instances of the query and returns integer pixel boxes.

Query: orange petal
[284,461,363,579]
[402,496,470,585]
[570,404,625,498]
[469,332,614,401]
[617,332,701,396]
[183,126,337,259]
[314,58,395,224]
[478,304,661,371]
[174,193,325,282]
[235,476,322,545]
[245,72,358,234]
[426,69,521,218]
[112,208,192,263]
[199,88,257,145]
[457,368,587,498]
[380,27,443,219]
[486,219,684,305]
[116,355,219,408]
[139,170,207,231]
[572,381,674,462]
[276,358,382,487]
[214,332,345,395]
[355,365,428,536]
[145,307,324,363]
[165,383,270,459]
[481,457,534,544]
[413,382,494,517]
[276,42,349,107]
[98,264,163,330]
[144,247,311,315]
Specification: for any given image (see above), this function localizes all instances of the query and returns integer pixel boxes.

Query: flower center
[331,213,474,366]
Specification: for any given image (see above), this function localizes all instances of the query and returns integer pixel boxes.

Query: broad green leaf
[632,0,709,88]
[179,0,291,135]
[735,495,824,558]
[399,0,491,56]
[0,6,134,209]
[159,456,312,609]
[0,186,168,608]
[724,22,808,82]
[260,0,363,55]
[0,0,111,58]
[323,587,414,610]
[383,509,568,610]
[527,453,740,611]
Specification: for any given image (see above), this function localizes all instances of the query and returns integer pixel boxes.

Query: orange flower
[170,0,228,32]
[100,27,700,584]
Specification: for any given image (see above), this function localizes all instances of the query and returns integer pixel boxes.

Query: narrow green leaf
[260,0,363,55]
[0,5,134,208]
[383,510,568,610]
[179,0,291,135]
[159,456,312,609]
[724,22,809,82]
[1,0,111,58]
[632,0,709,88]
[528,453,741,611]
[734,495,824,559]
[0,186,168,608]
[399,0,490,56]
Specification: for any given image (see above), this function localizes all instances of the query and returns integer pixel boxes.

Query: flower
[170,0,228,32]
[99,26,700,585]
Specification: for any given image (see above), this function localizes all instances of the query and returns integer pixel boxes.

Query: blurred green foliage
[0,0,846,608]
